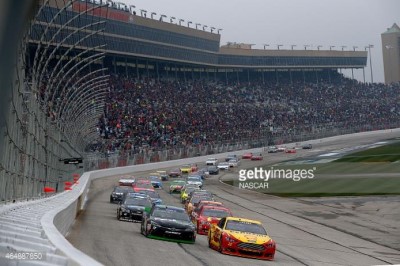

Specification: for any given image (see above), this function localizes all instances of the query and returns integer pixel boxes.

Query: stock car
[180,164,192,174]
[206,158,218,166]
[109,186,134,203]
[168,168,181,178]
[267,146,278,153]
[192,206,232,235]
[302,143,313,149]
[225,154,237,162]
[217,162,230,170]
[169,180,187,194]
[186,175,203,188]
[133,182,155,193]
[242,152,253,159]
[196,168,210,179]
[285,148,297,154]
[149,174,163,189]
[191,164,199,173]
[141,205,196,243]
[117,197,153,222]
[251,154,263,161]
[118,177,136,186]
[157,170,169,181]
[228,159,240,167]
[208,165,219,175]
[208,217,276,260]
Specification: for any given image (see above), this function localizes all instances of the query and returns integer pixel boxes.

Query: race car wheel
[117,211,121,221]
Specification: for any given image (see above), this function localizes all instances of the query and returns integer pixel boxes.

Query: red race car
[285,148,297,154]
[251,154,263,160]
[242,152,253,159]
[193,205,232,235]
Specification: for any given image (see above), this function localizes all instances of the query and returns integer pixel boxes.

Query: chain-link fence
[0,0,110,203]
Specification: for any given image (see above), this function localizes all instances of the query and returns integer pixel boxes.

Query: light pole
[351,46,358,80]
[329,45,335,51]
[277,44,283,50]
[210,27,216,33]
[195,23,201,30]
[217,28,223,34]
[129,5,136,14]
[187,21,192,27]
[341,45,347,51]
[151,12,156,19]
[304,45,310,50]
[140,9,147,17]
[291,45,296,50]
[179,19,184,26]
[365,44,374,83]
[160,14,167,22]
[263,44,269,50]
[317,45,322,50]
[170,16,176,23]
[203,25,208,31]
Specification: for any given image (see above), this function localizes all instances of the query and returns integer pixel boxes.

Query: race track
[67,130,400,266]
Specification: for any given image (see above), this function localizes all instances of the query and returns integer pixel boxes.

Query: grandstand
[0,0,399,202]
[29,0,367,83]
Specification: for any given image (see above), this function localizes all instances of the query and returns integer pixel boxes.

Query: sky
[123,0,399,83]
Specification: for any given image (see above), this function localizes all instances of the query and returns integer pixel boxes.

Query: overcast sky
[124,0,399,83]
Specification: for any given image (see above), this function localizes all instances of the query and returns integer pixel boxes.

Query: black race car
[141,205,196,243]
[207,165,219,175]
[302,144,313,149]
[110,186,134,203]
[117,197,152,222]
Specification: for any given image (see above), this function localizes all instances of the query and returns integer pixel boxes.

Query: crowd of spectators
[90,73,400,153]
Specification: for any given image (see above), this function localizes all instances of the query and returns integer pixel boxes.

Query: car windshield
[181,165,190,168]
[153,208,190,222]
[225,220,267,235]
[115,187,133,192]
[202,209,230,218]
[188,176,201,181]
[192,196,213,204]
[124,198,151,207]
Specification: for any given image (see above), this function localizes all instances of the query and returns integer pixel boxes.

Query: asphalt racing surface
[67,130,400,266]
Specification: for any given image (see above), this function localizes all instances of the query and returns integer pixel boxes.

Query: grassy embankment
[225,141,400,197]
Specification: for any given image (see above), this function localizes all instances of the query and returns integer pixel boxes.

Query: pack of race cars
[109,153,277,261]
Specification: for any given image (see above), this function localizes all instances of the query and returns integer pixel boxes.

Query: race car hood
[224,230,271,244]
[187,181,202,186]
[125,205,145,211]
[206,217,221,224]
[153,218,194,230]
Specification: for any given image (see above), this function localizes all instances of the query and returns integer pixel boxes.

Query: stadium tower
[381,23,400,84]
